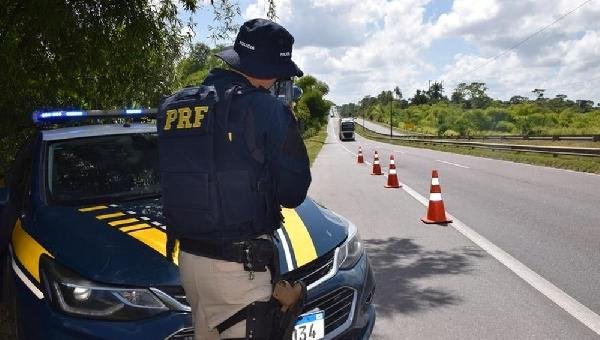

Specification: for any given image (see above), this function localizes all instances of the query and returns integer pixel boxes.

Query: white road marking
[436,160,470,169]
[332,125,600,335]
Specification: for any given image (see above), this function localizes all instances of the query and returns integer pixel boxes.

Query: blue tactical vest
[157,85,280,244]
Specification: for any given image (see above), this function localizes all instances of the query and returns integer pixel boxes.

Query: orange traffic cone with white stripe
[384,155,401,188]
[371,151,382,175]
[421,170,452,224]
[357,146,364,164]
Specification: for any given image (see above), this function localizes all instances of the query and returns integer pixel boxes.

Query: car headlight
[40,256,169,320]
[337,221,364,270]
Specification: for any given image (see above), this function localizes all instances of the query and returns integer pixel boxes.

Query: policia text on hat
[157,19,312,339]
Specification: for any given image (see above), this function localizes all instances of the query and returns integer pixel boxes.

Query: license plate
[292,311,325,340]
[293,310,325,340]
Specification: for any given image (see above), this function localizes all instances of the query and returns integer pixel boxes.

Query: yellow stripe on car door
[11,220,53,282]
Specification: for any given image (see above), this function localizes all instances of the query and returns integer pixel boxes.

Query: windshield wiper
[112,192,162,202]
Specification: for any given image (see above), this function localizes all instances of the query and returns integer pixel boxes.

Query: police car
[0,110,376,339]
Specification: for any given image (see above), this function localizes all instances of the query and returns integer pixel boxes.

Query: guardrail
[358,123,600,158]
[355,120,600,142]
[387,134,600,142]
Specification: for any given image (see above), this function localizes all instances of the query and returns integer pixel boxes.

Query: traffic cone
[384,155,401,188]
[371,151,383,175]
[357,146,364,164]
[421,170,452,224]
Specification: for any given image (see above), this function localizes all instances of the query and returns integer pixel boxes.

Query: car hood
[33,197,348,286]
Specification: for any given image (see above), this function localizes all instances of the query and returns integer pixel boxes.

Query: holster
[242,238,274,273]
[216,279,307,340]
[271,280,307,339]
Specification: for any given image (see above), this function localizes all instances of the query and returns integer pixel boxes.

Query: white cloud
[436,0,600,101]
[242,0,600,104]
[245,0,436,103]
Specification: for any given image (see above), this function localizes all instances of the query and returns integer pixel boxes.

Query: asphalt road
[351,118,407,136]
[308,118,600,339]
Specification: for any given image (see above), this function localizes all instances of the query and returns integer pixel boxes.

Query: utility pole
[389,95,393,139]
[363,110,365,131]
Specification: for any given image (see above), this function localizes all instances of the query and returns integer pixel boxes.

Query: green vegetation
[0,0,245,176]
[340,82,600,137]
[356,127,600,174]
[176,42,333,139]
[0,1,240,135]
[305,127,328,165]
[294,76,333,138]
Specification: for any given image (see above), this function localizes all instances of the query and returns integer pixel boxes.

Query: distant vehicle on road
[339,118,355,141]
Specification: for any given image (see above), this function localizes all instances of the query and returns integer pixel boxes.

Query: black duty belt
[179,237,274,273]
[179,238,247,263]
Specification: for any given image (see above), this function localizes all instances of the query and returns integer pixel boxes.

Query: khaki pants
[179,250,272,340]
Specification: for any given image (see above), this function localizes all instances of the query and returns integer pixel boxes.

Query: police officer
[174,19,311,339]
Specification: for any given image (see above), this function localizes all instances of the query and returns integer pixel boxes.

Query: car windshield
[46,133,160,204]
[341,122,354,131]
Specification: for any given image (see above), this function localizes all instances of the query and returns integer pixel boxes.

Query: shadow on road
[364,237,486,318]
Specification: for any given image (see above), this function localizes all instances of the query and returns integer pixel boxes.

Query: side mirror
[0,187,9,207]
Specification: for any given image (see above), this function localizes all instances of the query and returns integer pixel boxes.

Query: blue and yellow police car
[0,109,375,339]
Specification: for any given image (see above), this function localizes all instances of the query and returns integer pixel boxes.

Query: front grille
[303,287,356,335]
[285,250,335,288]
[166,327,194,340]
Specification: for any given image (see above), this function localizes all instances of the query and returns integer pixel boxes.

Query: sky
[180,0,600,105]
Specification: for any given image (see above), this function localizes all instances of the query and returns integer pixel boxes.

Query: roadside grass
[479,139,600,148]
[356,127,600,174]
[304,126,328,165]
[360,120,600,148]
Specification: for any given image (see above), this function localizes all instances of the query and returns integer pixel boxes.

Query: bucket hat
[216,18,303,79]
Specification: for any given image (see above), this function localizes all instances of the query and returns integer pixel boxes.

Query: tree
[576,100,594,110]
[509,96,528,104]
[295,75,331,134]
[532,89,546,100]
[394,86,402,100]
[410,90,429,106]
[189,43,212,72]
[377,90,393,103]
[465,82,491,109]
[427,81,445,103]
[359,95,377,109]
[451,83,467,104]
[555,94,568,101]
[0,0,245,136]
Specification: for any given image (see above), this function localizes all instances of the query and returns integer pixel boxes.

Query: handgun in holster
[216,239,308,339]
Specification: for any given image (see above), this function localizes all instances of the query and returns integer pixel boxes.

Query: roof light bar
[32,108,157,124]
[125,109,143,115]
